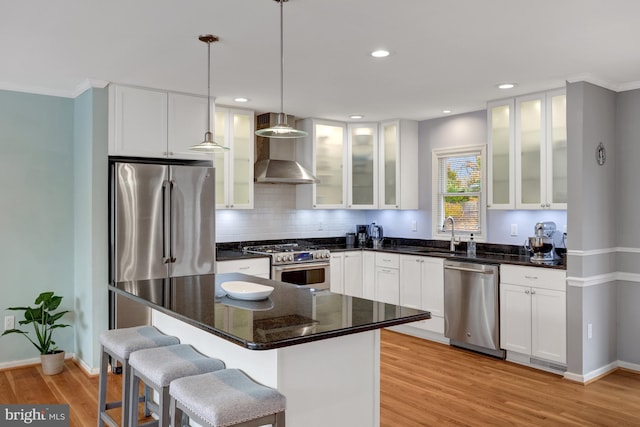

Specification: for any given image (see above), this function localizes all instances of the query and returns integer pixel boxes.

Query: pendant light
[255,0,308,139]
[190,34,229,152]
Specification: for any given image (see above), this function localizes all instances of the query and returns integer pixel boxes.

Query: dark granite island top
[109,272,430,350]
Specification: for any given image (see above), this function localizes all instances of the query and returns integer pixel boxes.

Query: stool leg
[128,367,140,427]
[275,411,286,427]
[97,346,108,427]
[169,398,182,427]
[143,385,151,417]
[159,386,170,427]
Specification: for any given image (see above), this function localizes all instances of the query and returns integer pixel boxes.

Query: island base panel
[152,310,380,427]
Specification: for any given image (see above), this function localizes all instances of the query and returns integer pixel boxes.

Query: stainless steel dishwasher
[443,260,505,358]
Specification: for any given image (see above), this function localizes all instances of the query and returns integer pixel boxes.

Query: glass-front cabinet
[487,100,515,209]
[348,123,378,209]
[297,119,347,209]
[487,88,566,210]
[214,107,254,209]
[379,120,419,210]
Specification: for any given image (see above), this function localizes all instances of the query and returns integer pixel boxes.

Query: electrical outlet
[510,224,518,236]
[318,222,324,231]
[411,220,417,232]
[587,323,593,339]
[4,315,14,331]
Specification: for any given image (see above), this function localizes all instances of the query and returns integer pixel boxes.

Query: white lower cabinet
[374,253,400,305]
[216,258,270,279]
[399,255,444,334]
[330,251,364,297]
[499,265,566,364]
[363,251,375,300]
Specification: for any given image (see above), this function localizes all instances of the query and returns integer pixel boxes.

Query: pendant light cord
[279,0,284,117]
[207,39,212,134]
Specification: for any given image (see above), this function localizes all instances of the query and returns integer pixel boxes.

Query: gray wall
[0,90,76,363]
[566,81,640,375]
[614,89,640,365]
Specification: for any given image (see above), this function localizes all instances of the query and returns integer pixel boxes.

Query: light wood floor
[1,330,639,426]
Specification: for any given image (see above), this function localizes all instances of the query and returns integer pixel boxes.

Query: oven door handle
[273,262,331,272]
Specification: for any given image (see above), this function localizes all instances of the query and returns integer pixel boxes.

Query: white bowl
[221,281,274,301]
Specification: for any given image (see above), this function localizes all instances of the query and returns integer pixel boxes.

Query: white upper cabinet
[487,100,515,209]
[487,88,567,210]
[347,123,378,209]
[297,117,418,210]
[379,120,418,209]
[109,84,209,160]
[213,107,254,209]
[297,119,348,209]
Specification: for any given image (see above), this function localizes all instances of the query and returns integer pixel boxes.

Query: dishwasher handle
[444,264,496,274]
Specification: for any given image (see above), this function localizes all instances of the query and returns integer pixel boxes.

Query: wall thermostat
[596,142,606,166]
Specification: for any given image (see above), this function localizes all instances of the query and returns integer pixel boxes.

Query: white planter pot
[41,351,65,375]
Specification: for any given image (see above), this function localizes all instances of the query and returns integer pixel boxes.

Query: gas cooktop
[243,243,331,265]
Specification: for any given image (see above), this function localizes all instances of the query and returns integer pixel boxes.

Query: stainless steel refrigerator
[109,159,215,329]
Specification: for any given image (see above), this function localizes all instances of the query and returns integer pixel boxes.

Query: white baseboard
[74,355,100,376]
[564,360,639,383]
[0,352,76,371]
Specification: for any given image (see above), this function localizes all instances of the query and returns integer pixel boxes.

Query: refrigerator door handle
[162,180,175,264]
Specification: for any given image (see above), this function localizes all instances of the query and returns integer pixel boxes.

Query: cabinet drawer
[375,252,399,269]
[217,258,271,277]
[500,265,566,291]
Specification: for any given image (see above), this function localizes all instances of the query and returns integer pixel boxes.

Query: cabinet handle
[531,290,536,295]
[230,204,234,208]
[525,290,530,294]
[524,275,538,280]
[546,203,551,208]
[239,266,250,270]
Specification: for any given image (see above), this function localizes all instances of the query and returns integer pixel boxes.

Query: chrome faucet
[445,216,458,252]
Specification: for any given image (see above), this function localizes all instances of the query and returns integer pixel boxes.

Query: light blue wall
[73,88,109,371]
[0,90,75,363]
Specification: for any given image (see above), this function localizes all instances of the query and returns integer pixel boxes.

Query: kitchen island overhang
[109,273,430,427]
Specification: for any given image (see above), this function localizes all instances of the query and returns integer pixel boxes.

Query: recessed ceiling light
[370,50,390,58]
[498,83,516,90]
[442,109,452,114]
[350,114,364,119]
[234,97,249,103]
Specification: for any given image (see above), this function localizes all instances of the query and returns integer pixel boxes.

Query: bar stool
[128,344,226,427]
[98,326,180,427]
[169,369,286,427]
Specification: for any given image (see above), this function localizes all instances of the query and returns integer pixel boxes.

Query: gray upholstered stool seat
[98,326,179,427]
[128,344,225,427]
[169,369,286,427]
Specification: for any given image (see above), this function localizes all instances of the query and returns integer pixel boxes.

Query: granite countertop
[217,238,566,270]
[109,273,430,350]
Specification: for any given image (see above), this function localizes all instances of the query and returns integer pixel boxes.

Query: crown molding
[0,79,109,99]
[72,79,109,98]
[566,73,640,93]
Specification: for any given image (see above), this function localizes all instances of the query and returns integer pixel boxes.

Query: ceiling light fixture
[190,35,229,152]
[255,0,308,139]
[350,114,364,119]
[371,50,390,58]
[498,83,516,89]
[234,97,249,103]
[442,109,452,114]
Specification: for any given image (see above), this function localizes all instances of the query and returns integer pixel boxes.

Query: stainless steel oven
[244,243,331,290]
[273,262,330,290]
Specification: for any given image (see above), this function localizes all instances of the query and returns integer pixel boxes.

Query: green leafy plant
[2,291,71,355]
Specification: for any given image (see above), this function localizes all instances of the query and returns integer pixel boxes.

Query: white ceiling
[2,0,640,122]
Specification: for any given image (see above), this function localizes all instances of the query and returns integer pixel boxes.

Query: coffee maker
[525,221,559,263]
[356,225,369,247]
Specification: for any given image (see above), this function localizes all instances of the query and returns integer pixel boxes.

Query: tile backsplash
[215,185,368,242]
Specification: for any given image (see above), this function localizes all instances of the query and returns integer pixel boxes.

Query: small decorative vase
[41,350,65,375]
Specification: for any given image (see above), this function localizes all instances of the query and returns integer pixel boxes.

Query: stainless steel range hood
[255,113,319,184]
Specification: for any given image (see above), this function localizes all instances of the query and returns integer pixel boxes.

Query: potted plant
[2,291,71,375]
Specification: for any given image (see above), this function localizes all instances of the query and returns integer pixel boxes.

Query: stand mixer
[525,221,560,263]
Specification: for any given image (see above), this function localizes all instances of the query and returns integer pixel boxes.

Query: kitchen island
[109,273,430,427]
